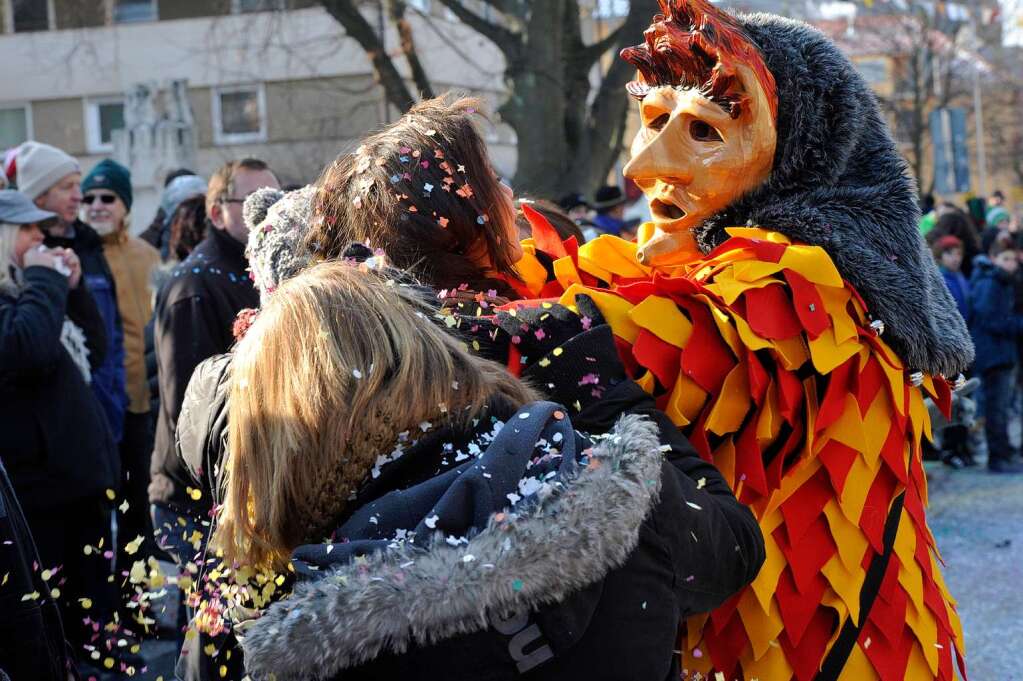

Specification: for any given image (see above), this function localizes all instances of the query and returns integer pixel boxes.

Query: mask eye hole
[689,120,723,142]
[648,113,670,132]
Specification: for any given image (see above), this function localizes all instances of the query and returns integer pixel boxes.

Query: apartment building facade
[0,0,514,227]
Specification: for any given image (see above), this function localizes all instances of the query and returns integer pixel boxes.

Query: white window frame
[84,96,126,154]
[112,0,158,24]
[0,102,33,148]
[230,0,286,13]
[3,0,56,33]
[211,84,268,146]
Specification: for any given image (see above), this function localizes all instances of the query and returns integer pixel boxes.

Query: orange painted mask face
[621,0,778,266]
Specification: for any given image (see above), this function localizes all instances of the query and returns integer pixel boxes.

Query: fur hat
[244,185,316,304]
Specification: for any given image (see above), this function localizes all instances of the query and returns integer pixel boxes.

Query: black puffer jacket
[151,227,258,510]
[235,394,763,681]
[0,267,119,509]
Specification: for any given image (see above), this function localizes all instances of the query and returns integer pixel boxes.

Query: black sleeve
[156,295,225,444]
[176,353,232,504]
[0,267,68,376]
[579,379,766,614]
[65,281,108,370]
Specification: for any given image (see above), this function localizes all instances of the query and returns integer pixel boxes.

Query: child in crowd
[934,235,970,323]
[969,235,1023,473]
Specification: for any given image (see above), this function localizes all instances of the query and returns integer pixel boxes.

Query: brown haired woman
[203,260,762,681]
[309,95,545,301]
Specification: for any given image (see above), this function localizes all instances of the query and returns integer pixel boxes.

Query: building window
[232,0,286,12]
[85,98,126,153]
[8,0,51,32]
[212,85,267,145]
[0,105,31,150]
[114,0,157,23]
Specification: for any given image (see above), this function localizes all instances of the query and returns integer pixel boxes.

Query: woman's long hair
[215,261,537,570]
[308,94,520,296]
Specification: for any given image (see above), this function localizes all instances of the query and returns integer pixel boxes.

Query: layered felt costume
[501,4,973,678]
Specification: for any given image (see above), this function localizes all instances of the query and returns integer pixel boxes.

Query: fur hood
[238,410,664,681]
[696,12,973,377]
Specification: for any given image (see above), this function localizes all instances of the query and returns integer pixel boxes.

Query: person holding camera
[0,189,121,670]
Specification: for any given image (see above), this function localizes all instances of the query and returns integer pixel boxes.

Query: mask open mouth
[651,198,687,222]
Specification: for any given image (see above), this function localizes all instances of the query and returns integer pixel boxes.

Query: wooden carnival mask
[622,0,778,266]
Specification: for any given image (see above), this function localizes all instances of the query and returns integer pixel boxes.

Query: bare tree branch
[578,23,628,68]
[388,0,436,100]
[433,0,520,55]
[320,0,418,112]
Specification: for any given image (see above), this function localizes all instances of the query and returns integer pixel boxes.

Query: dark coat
[0,457,77,681]
[237,392,764,681]
[968,256,1023,374]
[45,219,128,443]
[939,267,970,323]
[689,13,973,376]
[0,267,119,509]
[151,227,258,510]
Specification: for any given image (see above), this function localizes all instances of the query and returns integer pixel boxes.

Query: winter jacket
[0,266,119,509]
[234,395,764,681]
[101,229,161,414]
[968,256,1023,373]
[45,219,128,443]
[151,227,258,510]
[0,457,77,681]
[939,266,970,323]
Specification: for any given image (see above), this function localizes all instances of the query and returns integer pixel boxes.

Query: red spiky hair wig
[621,0,778,122]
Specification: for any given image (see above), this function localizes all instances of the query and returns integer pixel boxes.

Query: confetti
[462,554,476,563]
[697,477,706,489]
[512,579,524,592]
[456,184,474,199]
[105,488,116,501]
[686,501,703,510]
[425,515,439,529]
[352,369,363,379]
[425,129,437,136]
[124,535,145,556]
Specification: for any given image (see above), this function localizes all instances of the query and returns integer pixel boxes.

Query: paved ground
[109,465,1019,681]
[926,459,1023,681]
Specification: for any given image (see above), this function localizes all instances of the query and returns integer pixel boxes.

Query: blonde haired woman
[208,261,764,681]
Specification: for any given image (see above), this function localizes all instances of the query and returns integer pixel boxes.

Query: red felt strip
[780,606,836,681]
[679,300,736,393]
[784,268,831,338]
[860,466,898,554]
[776,367,805,423]
[879,420,909,484]
[818,439,859,496]
[856,355,886,416]
[523,203,568,259]
[745,285,804,340]
[781,468,835,548]
[735,422,769,499]
[746,349,770,407]
[816,358,855,434]
[633,329,682,390]
[860,619,913,681]
[703,612,744,681]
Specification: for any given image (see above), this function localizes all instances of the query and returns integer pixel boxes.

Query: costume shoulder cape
[511,213,967,681]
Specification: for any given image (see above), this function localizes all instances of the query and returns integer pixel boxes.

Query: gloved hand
[494,294,607,365]
[497,295,626,414]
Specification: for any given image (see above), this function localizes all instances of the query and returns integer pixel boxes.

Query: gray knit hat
[15,142,80,200]
[244,185,316,304]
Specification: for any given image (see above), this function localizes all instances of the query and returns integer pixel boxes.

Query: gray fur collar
[239,415,663,681]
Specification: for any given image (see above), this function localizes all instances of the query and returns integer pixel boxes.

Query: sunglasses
[83,194,118,205]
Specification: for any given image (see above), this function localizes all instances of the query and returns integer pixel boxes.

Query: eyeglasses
[83,194,117,205]
[220,198,246,205]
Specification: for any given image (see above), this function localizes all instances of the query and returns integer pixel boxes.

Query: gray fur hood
[238,412,665,681]
[698,12,973,376]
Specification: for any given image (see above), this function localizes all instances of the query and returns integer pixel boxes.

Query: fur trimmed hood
[697,12,973,377]
[238,408,664,681]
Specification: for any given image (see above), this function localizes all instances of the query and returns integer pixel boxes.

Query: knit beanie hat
[933,235,963,257]
[161,174,208,227]
[15,142,80,200]
[82,158,133,210]
[244,185,316,304]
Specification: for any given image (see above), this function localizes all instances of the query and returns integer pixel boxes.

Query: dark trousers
[21,498,115,658]
[115,411,157,628]
[983,367,1018,464]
